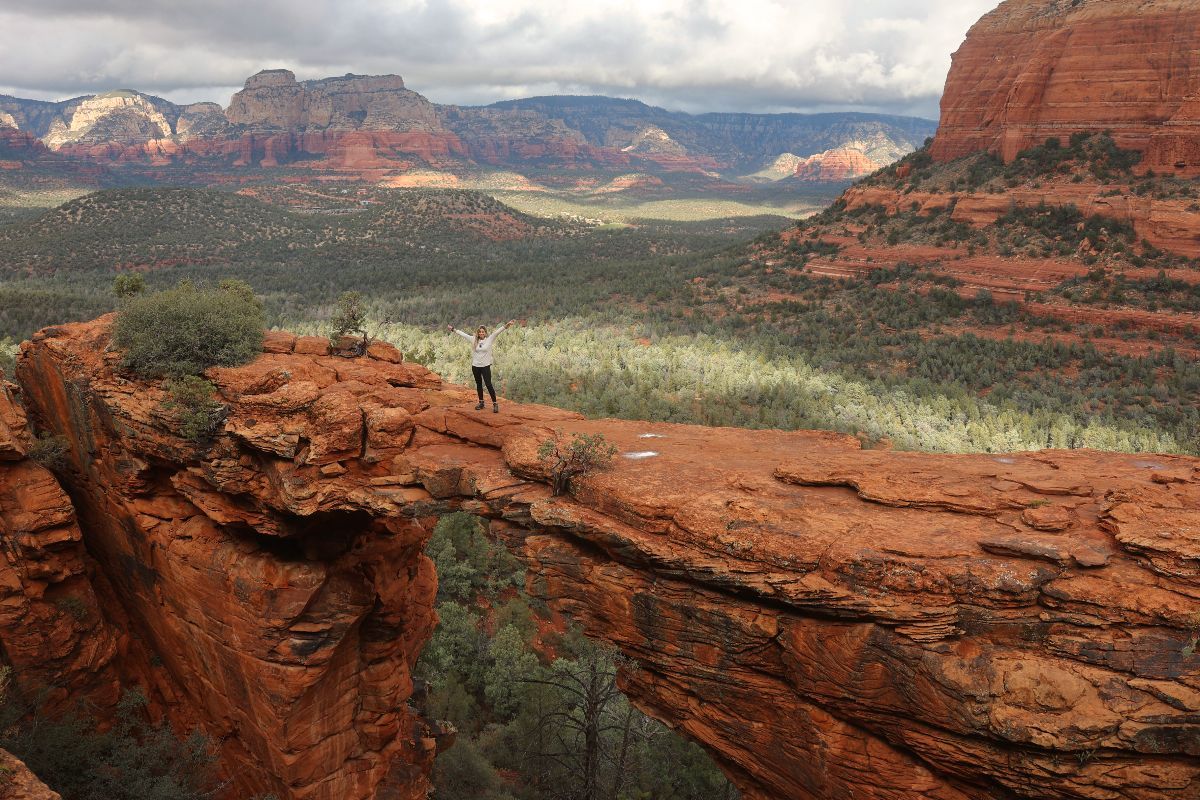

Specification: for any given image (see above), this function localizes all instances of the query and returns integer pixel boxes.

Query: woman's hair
[475,326,487,341]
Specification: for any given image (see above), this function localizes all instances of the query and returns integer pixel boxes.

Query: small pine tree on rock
[329,291,369,354]
[537,431,618,496]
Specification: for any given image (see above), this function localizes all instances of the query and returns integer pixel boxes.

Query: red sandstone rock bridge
[10,317,1200,800]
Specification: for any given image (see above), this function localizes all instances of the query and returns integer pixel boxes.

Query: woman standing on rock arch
[447,320,517,412]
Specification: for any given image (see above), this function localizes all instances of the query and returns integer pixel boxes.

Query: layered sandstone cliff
[12,317,1200,800]
[15,325,449,800]
[790,146,882,181]
[0,376,121,717]
[840,180,1200,258]
[41,92,175,150]
[931,0,1200,172]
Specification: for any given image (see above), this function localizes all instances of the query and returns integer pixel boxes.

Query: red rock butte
[7,316,1198,800]
[931,0,1200,173]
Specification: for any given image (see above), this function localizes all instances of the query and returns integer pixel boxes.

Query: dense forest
[417,515,736,800]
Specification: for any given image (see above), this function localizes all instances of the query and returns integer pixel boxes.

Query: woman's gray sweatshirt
[454,323,511,367]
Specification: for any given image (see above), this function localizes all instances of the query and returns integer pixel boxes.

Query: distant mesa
[751,152,805,181]
[242,68,300,90]
[226,69,431,132]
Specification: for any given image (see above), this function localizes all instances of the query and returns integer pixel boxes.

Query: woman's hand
[507,319,517,328]
[446,324,455,333]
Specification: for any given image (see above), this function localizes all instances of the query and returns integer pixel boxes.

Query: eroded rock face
[932,0,1200,173]
[0,749,62,800]
[14,316,1200,800]
[791,146,883,181]
[15,324,448,800]
[521,449,1200,800]
[42,92,176,150]
[0,377,121,717]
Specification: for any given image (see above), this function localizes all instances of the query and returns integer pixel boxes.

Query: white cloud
[0,0,1000,116]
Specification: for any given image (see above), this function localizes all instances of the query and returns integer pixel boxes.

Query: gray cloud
[0,0,1000,117]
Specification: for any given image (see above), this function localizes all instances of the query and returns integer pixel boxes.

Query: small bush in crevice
[113,280,264,379]
[27,432,69,470]
[537,431,618,496]
[163,376,225,442]
[53,596,89,622]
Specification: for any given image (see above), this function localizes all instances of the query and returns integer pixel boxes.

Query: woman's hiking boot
[475,401,485,410]
[493,402,500,413]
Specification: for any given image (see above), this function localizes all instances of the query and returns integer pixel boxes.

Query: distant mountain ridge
[484,94,933,169]
[0,70,935,182]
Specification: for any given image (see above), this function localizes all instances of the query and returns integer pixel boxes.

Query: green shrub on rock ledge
[27,432,69,470]
[163,376,225,442]
[113,280,264,378]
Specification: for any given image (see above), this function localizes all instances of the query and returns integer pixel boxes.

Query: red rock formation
[931,0,1200,173]
[840,181,1200,258]
[791,146,883,181]
[0,128,51,161]
[0,749,61,800]
[0,377,121,716]
[14,316,1200,800]
[16,325,450,800]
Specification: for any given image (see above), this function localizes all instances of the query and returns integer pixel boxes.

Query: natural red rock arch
[11,316,1200,800]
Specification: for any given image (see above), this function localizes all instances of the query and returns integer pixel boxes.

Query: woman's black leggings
[472,365,496,402]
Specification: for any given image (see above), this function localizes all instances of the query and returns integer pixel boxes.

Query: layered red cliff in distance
[931,0,1200,173]
[791,146,884,181]
[0,127,48,167]
[11,316,1200,800]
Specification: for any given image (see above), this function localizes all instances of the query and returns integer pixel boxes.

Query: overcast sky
[0,0,999,119]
